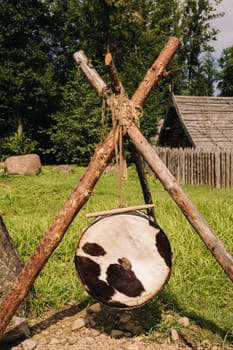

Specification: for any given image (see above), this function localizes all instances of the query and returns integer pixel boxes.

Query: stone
[89,303,102,313]
[171,328,179,341]
[49,337,60,345]
[119,313,131,323]
[21,339,37,350]
[90,329,100,337]
[4,154,41,176]
[201,339,211,348]
[110,329,124,338]
[52,165,73,173]
[88,319,96,327]
[178,316,190,328]
[124,321,143,335]
[71,317,86,331]
[123,331,133,338]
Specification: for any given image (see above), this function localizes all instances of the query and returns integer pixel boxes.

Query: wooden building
[158,94,233,149]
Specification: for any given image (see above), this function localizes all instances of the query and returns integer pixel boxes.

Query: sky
[211,0,233,60]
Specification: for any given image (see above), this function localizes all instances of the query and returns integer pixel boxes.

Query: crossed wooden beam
[0,37,232,339]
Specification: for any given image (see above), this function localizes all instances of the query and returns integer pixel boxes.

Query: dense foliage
[0,0,228,164]
[217,46,233,96]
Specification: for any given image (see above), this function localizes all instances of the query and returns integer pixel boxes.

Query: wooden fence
[152,147,233,188]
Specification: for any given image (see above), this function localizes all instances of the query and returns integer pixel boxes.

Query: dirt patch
[1,302,231,350]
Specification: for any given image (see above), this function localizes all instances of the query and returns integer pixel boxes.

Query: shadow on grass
[157,289,233,343]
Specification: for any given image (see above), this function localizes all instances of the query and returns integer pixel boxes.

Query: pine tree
[176,0,222,95]
[0,0,57,157]
[217,46,233,96]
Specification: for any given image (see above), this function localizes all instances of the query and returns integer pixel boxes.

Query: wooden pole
[132,149,156,220]
[73,50,107,97]
[131,37,181,106]
[0,38,180,339]
[105,52,121,93]
[127,123,233,281]
[0,37,181,339]
[0,130,116,338]
[74,39,181,221]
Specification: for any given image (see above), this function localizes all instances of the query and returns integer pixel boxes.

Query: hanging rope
[103,85,143,208]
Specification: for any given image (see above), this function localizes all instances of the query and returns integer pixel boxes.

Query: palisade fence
[153,147,233,188]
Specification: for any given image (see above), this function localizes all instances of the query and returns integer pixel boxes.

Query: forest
[0,0,232,165]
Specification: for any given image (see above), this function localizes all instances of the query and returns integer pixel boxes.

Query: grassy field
[0,165,233,345]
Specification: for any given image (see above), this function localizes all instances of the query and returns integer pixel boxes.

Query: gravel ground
[1,302,230,350]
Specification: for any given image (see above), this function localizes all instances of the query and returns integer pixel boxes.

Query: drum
[75,211,172,309]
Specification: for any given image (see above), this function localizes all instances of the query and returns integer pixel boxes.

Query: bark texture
[0,217,24,302]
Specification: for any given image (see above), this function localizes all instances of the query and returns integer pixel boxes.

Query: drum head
[75,211,172,309]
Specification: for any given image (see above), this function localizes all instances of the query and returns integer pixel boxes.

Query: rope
[107,85,143,208]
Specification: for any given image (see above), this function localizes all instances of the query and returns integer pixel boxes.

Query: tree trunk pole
[132,149,156,220]
[0,37,181,339]
[0,130,116,338]
[73,50,107,97]
[127,123,233,281]
[131,37,180,106]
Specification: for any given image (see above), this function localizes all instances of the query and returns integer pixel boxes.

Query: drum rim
[82,210,159,232]
[75,210,172,309]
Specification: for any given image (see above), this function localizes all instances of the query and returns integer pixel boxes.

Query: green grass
[0,165,233,345]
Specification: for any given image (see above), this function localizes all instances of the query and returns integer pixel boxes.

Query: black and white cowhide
[75,211,172,309]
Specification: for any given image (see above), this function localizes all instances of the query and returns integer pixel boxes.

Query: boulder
[52,165,73,173]
[4,154,41,176]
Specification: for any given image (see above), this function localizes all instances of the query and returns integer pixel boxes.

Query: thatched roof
[159,94,233,149]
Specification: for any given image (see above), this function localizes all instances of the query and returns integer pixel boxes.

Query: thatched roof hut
[158,94,233,149]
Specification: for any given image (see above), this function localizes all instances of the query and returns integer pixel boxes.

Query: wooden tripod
[0,37,232,339]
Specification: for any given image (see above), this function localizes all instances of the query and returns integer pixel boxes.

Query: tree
[48,0,180,148]
[176,0,222,95]
[192,52,217,96]
[46,69,103,165]
[217,46,233,96]
[0,0,57,158]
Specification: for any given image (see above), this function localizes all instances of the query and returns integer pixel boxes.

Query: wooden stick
[127,123,233,281]
[86,204,155,218]
[128,39,181,219]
